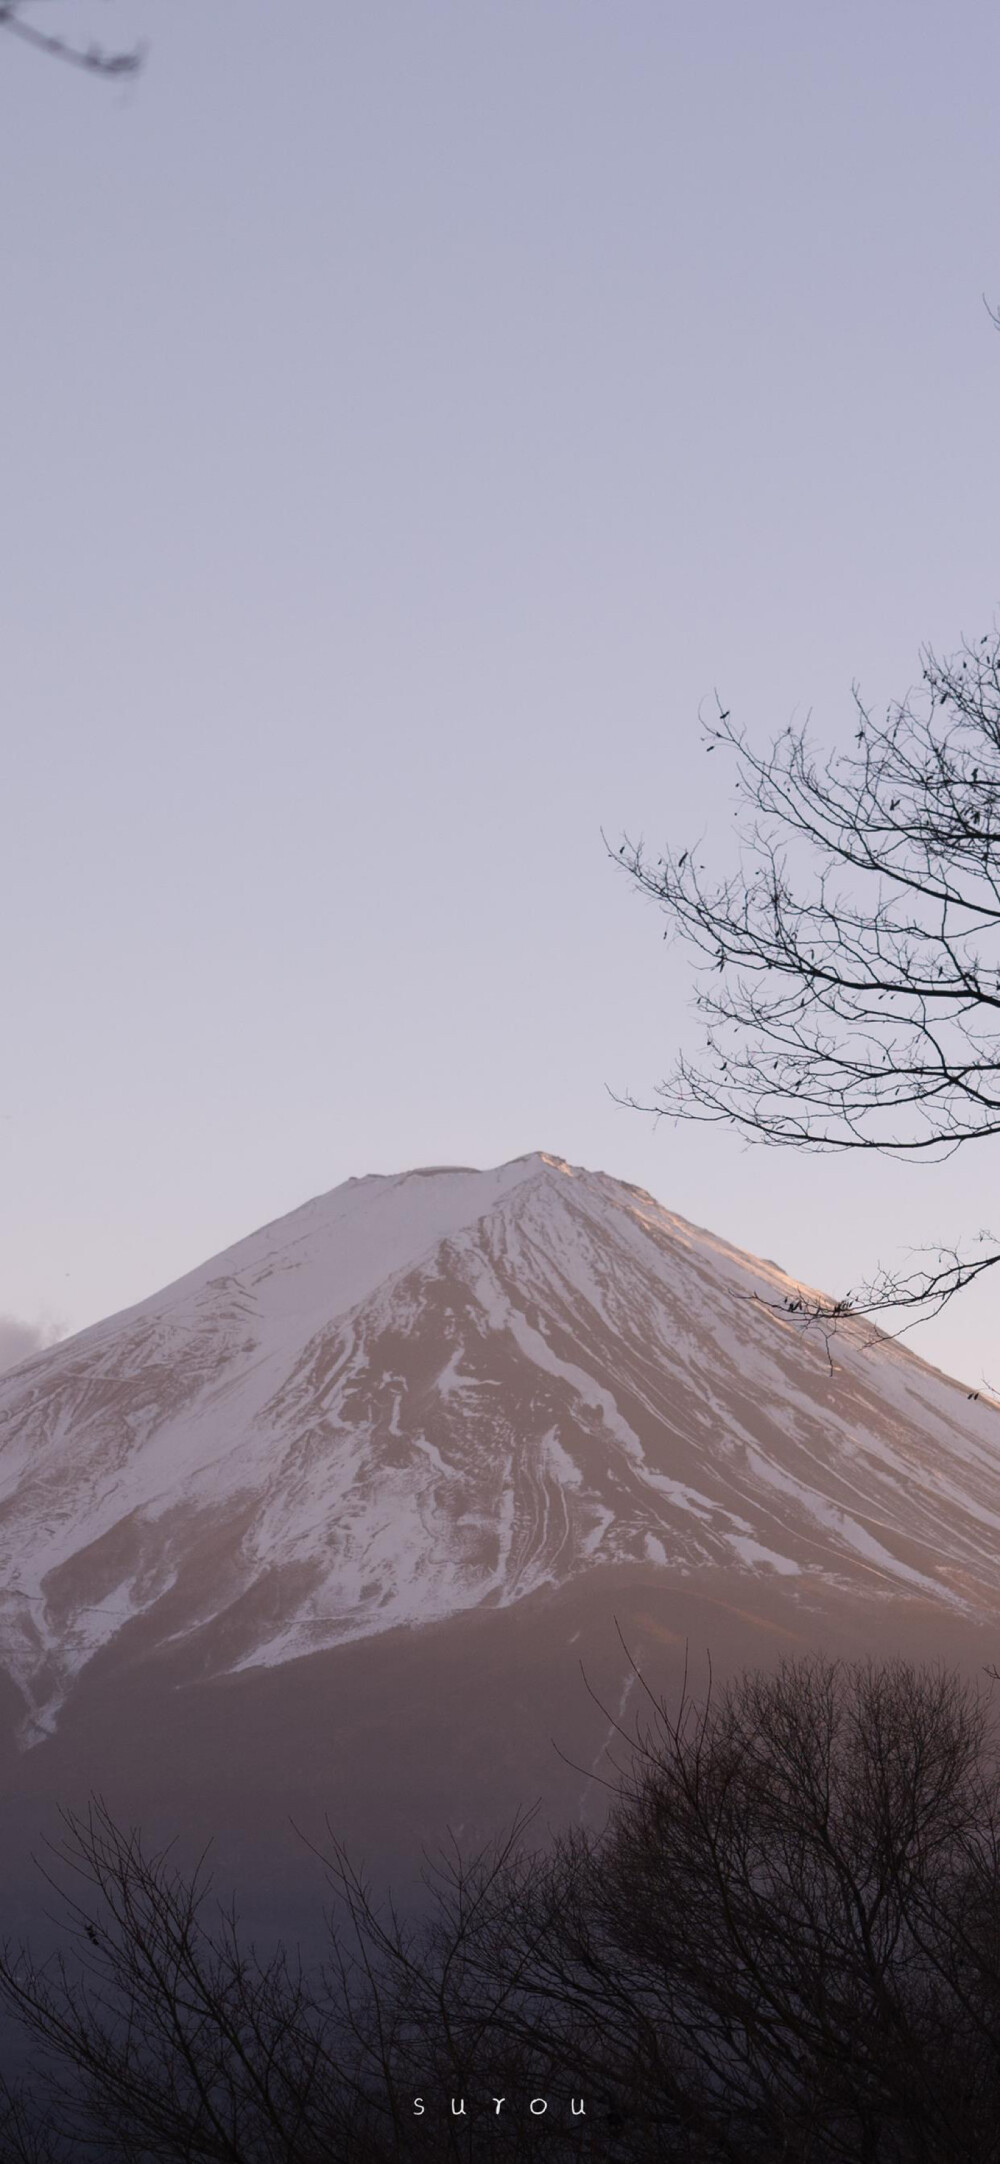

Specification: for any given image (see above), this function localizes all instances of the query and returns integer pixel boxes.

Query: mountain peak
[1,1154,999,1747]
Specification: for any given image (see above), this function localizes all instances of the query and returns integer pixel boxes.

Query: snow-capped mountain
[2,1151,999,1748]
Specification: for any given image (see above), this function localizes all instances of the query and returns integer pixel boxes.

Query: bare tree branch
[0,2,143,78]
[614,632,1000,1327]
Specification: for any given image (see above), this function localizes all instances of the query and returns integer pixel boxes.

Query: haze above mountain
[2,1152,1000,1753]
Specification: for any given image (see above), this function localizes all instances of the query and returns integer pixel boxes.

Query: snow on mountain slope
[1,1152,999,1745]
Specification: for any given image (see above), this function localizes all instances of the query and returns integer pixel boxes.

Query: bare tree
[0,1804,596,2162]
[354,1653,1000,2162]
[3,1658,1000,2161]
[614,634,1000,1330]
[0,2,142,78]
[0,1804,390,2162]
[574,1654,1000,2161]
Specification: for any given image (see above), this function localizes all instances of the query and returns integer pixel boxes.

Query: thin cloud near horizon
[0,1316,62,1377]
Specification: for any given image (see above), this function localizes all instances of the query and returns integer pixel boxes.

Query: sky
[2,0,1000,1390]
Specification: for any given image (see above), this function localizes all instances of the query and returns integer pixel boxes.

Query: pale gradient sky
[2,0,999,1388]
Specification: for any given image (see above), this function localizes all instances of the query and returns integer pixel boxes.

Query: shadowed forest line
[0,1655,998,2160]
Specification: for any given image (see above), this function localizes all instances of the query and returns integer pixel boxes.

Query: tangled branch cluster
[617,634,1000,1323]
